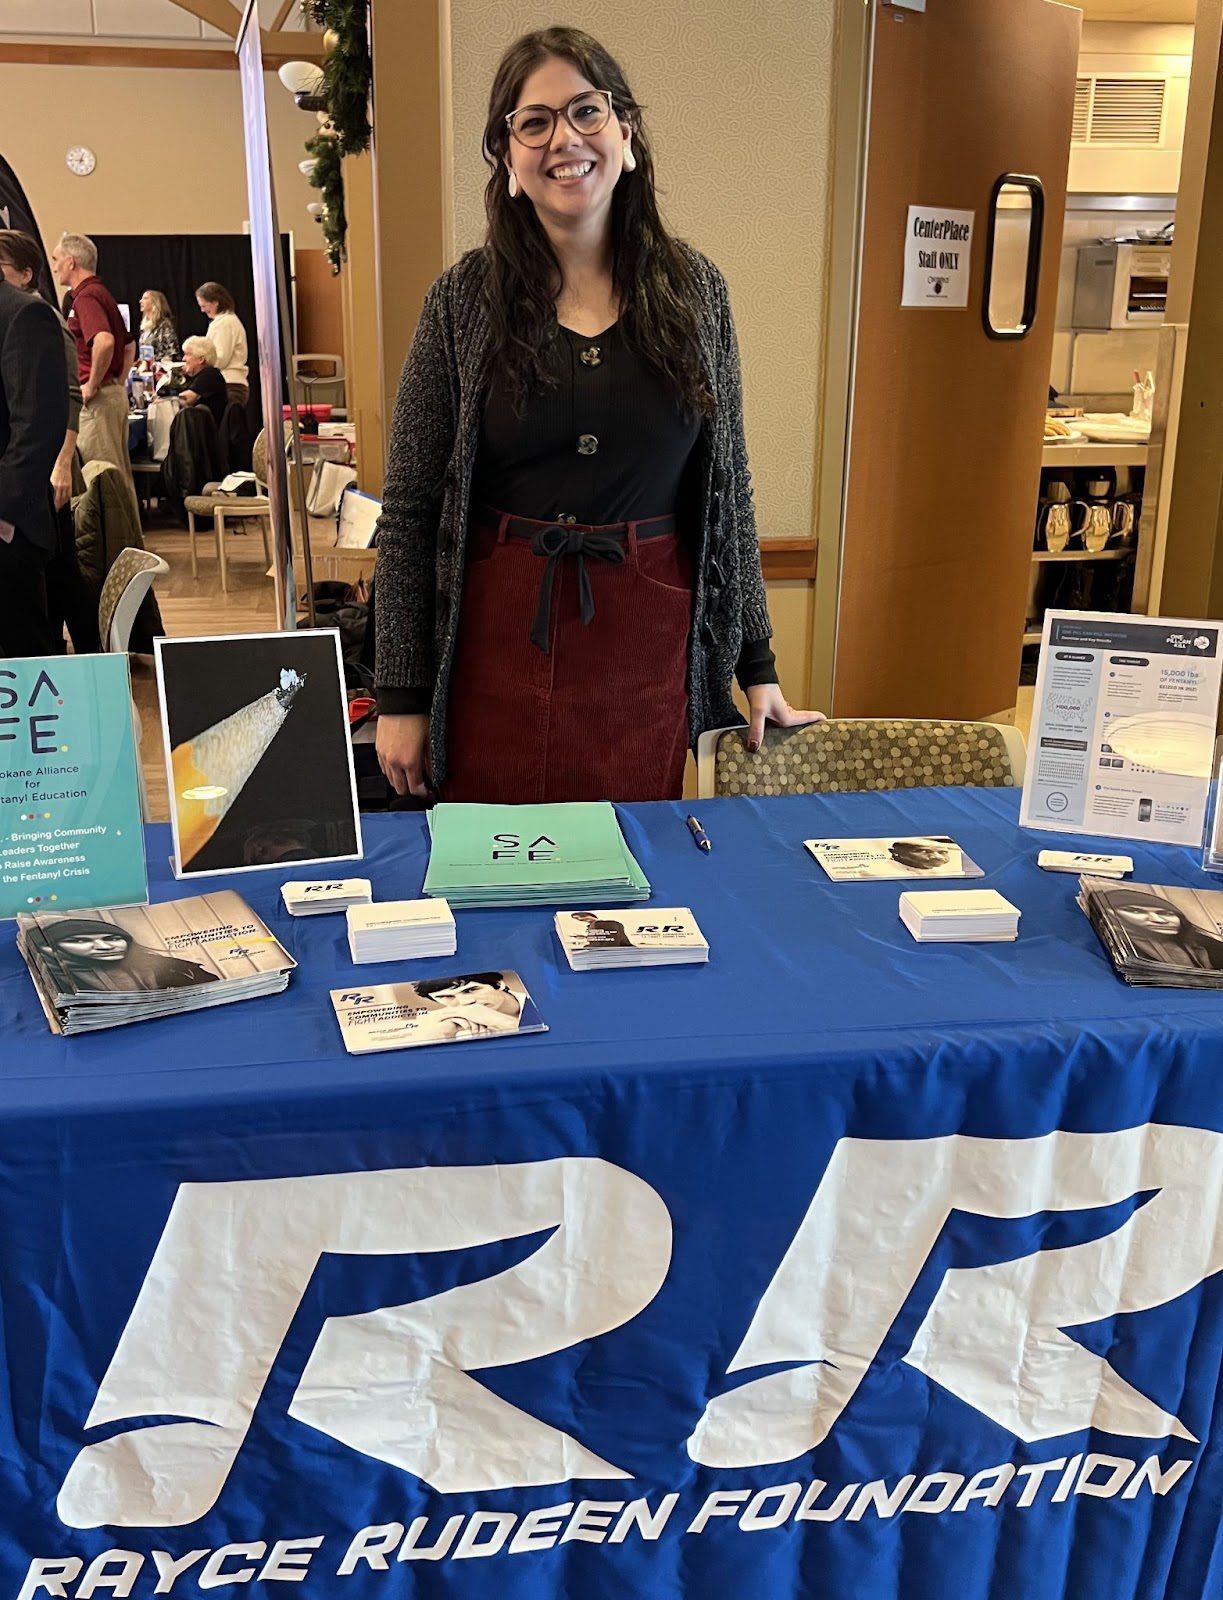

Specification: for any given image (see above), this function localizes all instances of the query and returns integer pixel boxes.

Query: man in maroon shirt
[52,232,137,506]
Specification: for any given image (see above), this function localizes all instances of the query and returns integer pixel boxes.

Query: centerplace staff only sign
[902,205,974,307]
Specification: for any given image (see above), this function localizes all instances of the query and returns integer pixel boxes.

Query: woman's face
[1115,903,1184,938]
[504,56,631,236]
[197,296,218,320]
[0,260,34,292]
[182,350,205,378]
[55,932,130,963]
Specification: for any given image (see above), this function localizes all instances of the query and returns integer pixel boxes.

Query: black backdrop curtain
[88,233,294,425]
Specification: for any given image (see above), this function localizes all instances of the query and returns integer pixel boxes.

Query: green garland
[301,0,371,156]
[305,132,346,273]
[298,0,372,273]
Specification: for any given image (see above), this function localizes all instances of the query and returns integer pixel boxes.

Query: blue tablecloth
[2,789,1222,1600]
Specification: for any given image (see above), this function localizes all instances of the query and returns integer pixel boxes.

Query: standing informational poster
[902,205,974,307]
[235,0,315,629]
[1021,610,1223,846]
[0,655,146,918]
[155,630,362,878]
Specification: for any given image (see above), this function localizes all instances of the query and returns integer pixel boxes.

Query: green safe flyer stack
[424,802,650,908]
[0,654,147,919]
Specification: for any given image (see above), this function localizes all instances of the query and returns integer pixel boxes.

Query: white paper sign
[1020,610,1223,846]
[902,205,974,308]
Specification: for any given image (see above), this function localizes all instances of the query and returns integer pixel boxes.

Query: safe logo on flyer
[52,1123,1218,1537]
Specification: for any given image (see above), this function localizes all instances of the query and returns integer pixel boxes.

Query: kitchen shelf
[1041,442,1148,468]
[1032,547,1131,563]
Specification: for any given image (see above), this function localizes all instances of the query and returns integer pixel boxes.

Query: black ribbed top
[473,321,702,525]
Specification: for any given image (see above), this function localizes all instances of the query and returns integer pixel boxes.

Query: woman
[374,27,820,805]
[1101,888,1223,972]
[194,281,249,405]
[179,335,229,428]
[39,920,218,994]
[138,289,179,363]
[0,229,99,653]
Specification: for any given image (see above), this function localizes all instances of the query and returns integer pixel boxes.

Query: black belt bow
[528,523,626,652]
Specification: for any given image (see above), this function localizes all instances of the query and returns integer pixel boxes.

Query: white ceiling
[0,0,307,40]
[1075,0,1197,21]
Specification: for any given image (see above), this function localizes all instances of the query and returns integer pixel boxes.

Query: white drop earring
[622,142,637,172]
[507,170,519,198]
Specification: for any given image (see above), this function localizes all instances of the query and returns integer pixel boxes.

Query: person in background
[52,232,138,507]
[179,336,229,429]
[138,289,179,363]
[195,281,249,405]
[0,230,99,653]
[0,273,69,655]
[373,27,821,804]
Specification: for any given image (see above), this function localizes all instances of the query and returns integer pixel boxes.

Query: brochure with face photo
[17,891,296,1033]
[155,630,362,878]
[555,908,709,969]
[804,835,984,883]
[330,970,546,1054]
[1079,876,1223,987]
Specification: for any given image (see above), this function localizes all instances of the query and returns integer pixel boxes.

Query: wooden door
[831,0,1081,718]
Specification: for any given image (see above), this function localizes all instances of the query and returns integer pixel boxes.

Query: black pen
[686,814,712,852]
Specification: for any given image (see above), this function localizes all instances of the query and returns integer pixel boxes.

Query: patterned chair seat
[696,718,1026,799]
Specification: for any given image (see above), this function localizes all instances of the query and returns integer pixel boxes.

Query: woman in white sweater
[195,280,249,404]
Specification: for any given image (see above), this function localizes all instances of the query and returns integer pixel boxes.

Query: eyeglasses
[505,89,614,149]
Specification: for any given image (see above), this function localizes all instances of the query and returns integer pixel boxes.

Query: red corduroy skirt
[441,508,693,804]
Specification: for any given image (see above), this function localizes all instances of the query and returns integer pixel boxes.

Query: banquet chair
[97,548,170,820]
[291,353,346,411]
[184,428,272,593]
[695,718,1027,800]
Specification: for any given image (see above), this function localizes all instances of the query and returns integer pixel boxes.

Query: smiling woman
[372,25,823,807]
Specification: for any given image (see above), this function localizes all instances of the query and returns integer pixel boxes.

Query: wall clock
[66,146,96,177]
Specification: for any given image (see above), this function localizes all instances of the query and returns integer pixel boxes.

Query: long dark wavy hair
[481,27,712,418]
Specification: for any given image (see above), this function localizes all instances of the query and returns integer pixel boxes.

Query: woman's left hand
[744,683,826,753]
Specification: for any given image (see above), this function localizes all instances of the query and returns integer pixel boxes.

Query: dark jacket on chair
[0,279,68,559]
[72,461,164,652]
[220,401,254,475]
[162,405,225,523]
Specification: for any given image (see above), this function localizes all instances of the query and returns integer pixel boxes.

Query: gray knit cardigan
[373,244,772,784]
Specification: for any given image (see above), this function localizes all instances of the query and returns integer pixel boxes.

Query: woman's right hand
[376,712,432,798]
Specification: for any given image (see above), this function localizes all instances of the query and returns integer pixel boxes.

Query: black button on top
[577,434,599,456]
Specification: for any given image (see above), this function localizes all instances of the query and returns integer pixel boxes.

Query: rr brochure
[0,654,146,919]
[804,835,984,882]
[331,970,546,1054]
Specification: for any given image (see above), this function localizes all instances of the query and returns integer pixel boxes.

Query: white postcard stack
[347,899,457,964]
[899,889,1020,944]
[554,908,709,971]
[282,878,373,916]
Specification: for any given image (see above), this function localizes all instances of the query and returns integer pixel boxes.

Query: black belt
[497,513,677,653]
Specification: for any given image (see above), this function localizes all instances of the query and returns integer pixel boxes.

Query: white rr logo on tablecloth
[56,1126,1223,1530]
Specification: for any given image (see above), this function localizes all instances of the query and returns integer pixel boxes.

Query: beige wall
[0,63,323,250]
[448,1,837,546]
